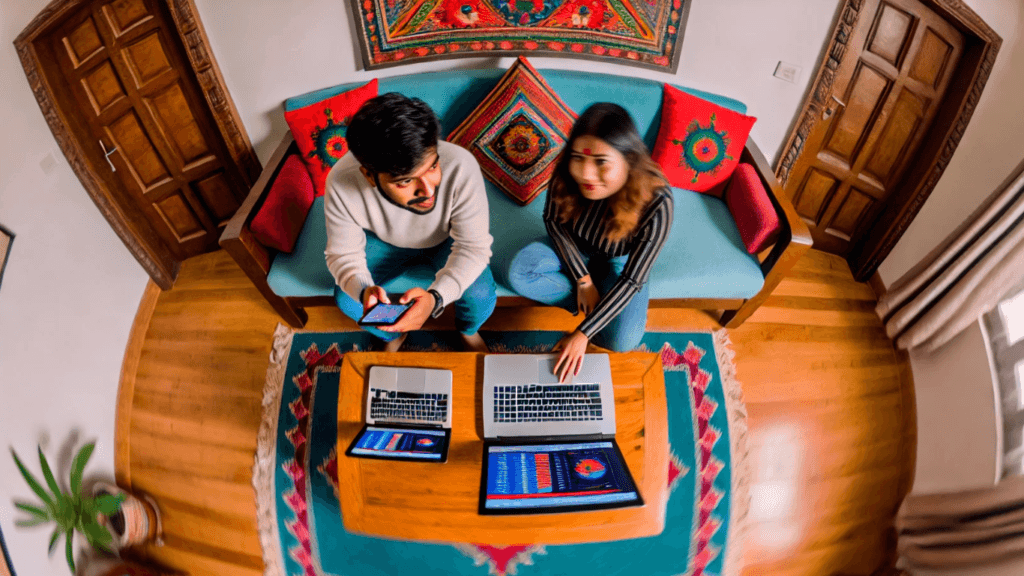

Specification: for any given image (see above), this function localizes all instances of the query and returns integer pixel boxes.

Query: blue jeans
[334,233,497,342]
[508,240,649,352]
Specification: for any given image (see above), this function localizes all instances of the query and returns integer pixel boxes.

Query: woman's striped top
[544,186,675,338]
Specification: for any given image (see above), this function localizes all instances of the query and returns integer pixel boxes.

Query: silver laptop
[345,366,453,462]
[364,366,453,428]
[482,354,616,439]
[478,354,643,515]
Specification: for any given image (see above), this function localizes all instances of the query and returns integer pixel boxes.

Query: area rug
[254,326,749,576]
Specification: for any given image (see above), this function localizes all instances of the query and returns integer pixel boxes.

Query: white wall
[192,0,839,163]
[0,1,149,574]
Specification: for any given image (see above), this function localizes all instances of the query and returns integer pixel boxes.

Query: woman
[509,103,674,382]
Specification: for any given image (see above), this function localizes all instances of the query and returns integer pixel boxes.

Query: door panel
[864,89,926,183]
[829,188,875,239]
[909,28,953,87]
[784,0,964,256]
[108,111,172,190]
[104,0,151,33]
[825,64,891,163]
[50,0,244,260]
[868,3,914,66]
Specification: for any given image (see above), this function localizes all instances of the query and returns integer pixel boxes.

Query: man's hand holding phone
[358,286,435,333]
[381,287,435,333]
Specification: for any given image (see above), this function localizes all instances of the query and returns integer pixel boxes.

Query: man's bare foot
[383,332,408,352]
[460,332,489,352]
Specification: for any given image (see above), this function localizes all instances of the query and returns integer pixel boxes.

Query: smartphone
[358,302,412,326]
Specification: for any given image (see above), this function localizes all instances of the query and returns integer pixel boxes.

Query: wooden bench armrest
[721,139,813,327]
[219,131,307,327]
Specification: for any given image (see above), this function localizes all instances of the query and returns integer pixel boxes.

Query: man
[324,92,495,352]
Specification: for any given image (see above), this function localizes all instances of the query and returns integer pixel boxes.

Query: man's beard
[374,175,439,215]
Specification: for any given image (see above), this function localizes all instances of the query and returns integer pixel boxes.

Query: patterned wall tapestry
[351,0,691,71]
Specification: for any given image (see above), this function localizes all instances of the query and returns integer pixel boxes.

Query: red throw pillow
[250,154,315,253]
[725,163,780,255]
[653,84,757,194]
[448,56,576,206]
[284,79,379,197]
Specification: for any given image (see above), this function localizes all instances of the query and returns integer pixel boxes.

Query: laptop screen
[479,439,642,514]
[347,425,450,461]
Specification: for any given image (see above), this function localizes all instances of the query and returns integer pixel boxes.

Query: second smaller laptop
[345,366,453,463]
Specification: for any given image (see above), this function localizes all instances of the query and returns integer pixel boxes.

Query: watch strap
[427,289,445,319]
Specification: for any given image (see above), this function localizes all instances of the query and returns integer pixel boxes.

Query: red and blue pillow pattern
[653,84,757,195]
[284,78,379,197]
[448,56,576,206]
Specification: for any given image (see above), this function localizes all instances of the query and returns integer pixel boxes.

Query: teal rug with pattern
[254,327,748,576]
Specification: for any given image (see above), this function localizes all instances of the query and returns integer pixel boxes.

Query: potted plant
[11,442,124,573]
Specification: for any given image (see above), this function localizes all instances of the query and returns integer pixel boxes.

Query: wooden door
[46,0,247,261]
[785,0,964,256]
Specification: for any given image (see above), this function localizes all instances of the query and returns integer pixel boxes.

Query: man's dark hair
[345,92,440,177]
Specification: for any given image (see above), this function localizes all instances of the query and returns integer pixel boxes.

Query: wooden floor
[118,248,914,576]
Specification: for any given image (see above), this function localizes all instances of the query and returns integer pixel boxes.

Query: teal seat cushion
[267,188,764,300]
[270,69,763,301]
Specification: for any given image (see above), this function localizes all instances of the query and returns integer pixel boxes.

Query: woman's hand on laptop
[553,330,589,383]
[381,288,434,333]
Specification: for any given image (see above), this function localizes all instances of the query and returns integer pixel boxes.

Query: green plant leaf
[15,517,49,528]
[15,501,50,521]
[48,528,61,556]
[94,493,122,515]
[69,442,94,496]
[53,493,75,531]
[37,446,62,501]
[64,529,75,574]
[82,518,114,551]
[11,448,55,510]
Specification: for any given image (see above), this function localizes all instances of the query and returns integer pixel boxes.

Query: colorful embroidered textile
[652,84,756,195]
[284,79,379,197]
[448,57,575,206]
[351,1,691,72]
[255,328,748,576]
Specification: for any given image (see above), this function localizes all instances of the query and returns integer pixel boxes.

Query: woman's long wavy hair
[548,103,667,242]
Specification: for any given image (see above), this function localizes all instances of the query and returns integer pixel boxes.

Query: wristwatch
[427,289,445,319]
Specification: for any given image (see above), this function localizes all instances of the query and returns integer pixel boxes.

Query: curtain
[899,477,1024,569]
[982,278,1024,478]
[877,160,1024,353]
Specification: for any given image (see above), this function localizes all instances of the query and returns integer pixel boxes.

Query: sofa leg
[274,299,308,328]
[720,304,753,329]
[257,283,307,327]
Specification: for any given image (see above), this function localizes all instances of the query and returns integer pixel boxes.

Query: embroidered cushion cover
[448,57,576,206]
[652,84,756,194]
[284,79,379,197]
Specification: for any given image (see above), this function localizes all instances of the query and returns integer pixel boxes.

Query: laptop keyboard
[369,388,448,424]
[493,384,604,423]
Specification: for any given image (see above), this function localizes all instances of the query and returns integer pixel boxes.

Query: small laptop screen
[480,440,641,514]
[348,426,448,461]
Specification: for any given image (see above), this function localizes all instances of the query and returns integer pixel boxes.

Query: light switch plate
[774,61,801,83]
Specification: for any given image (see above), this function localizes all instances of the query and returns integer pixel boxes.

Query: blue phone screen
[362,303,408,324]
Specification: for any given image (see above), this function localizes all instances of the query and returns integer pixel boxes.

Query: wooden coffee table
[336,351,667,545]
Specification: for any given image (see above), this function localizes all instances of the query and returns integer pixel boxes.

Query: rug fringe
[714,329,751,576]
[253,323,294,576]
